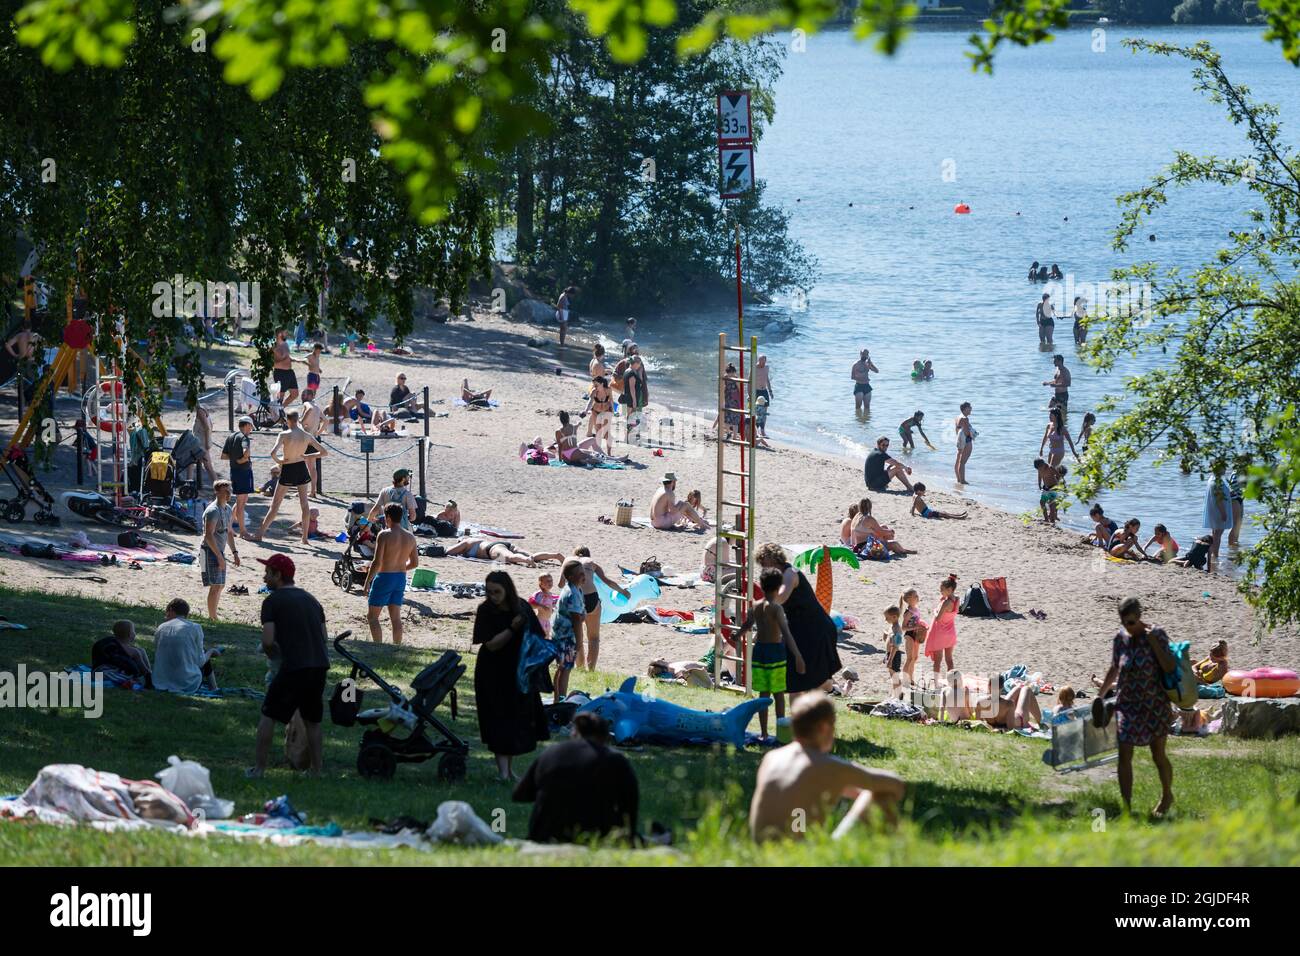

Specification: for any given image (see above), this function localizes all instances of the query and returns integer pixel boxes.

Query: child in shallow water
[910,483,967,520]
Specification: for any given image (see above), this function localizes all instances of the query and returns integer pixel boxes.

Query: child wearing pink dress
[924,575,960,680]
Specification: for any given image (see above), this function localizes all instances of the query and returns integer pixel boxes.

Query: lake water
[592,24,1300,553]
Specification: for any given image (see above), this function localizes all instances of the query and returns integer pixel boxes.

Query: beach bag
[284,711,312,770]
[981,577,1011,614]
[615,499,633,527]
[118,530,146,549]
[959,584,992,617]
[1162,640,1198,709]
[639,555,662,576]
[219,433,239,462]
[854,536,888,562]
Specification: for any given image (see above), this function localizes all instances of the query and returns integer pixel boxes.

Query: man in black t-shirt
[863,437,914,493]
[512,713,639,844]
[250,554,330,776]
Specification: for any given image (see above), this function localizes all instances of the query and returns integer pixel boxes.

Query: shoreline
[1,308,1295,704]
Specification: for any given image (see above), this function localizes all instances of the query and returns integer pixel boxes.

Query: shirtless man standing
[254,409,327,544]
[851,349,878,413]
[749,692,904,842]
[298,392,325,497]
[650,473,708,530]
[271,330,299,406]
[1043,353,1071,413]
[571,546,629,670]
[4,324,40,404]
[364,502,419,645]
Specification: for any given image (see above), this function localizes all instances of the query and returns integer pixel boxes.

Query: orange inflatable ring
[954,203,971,214]
[1222,667,1300,698]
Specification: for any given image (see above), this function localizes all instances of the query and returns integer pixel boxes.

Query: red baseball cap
[256,553,295,580]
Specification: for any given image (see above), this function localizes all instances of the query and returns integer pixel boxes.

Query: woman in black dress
[755,543,842,694]
[473,570,548,781]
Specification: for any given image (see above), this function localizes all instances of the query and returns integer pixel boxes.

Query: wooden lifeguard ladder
[712,222,759,693]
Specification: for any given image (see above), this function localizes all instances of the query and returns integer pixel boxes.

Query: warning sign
[717,91,753,145]
[719,145,755,199]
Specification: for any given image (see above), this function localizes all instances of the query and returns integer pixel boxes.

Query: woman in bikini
[954,402,976,484]
[1039,406,1079,470]
[447,538,564,567]
[553,409,602,466]
[582,376,616,453]
[839,502,859,547]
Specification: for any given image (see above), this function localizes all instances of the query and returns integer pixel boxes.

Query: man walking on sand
[851,349,878,413]
[651,473,708,530]
[254,409,327,544]
[364,502,419,645]
[749,692,904,842]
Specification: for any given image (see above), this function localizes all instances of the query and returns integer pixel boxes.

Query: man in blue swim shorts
[363,502,419,644]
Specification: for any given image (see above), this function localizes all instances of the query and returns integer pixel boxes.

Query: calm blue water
[598,24,1300,550]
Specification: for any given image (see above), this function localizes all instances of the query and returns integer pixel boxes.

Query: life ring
[954,203,971,215]
[98,381,124,399]
[1222,667,1300,698]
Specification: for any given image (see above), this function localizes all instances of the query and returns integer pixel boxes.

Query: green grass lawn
[2,585,1298,865]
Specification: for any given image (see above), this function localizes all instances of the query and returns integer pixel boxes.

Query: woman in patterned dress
[1095,597,1177,817]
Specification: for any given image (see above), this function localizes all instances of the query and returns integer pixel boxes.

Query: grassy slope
[1,586,1298,866]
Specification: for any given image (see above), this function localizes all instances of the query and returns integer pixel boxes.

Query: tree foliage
[505,0,813,309]
[1,0,494,411]
[1075,40,1300,629]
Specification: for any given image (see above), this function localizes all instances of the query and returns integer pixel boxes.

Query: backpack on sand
[959,584,992,617]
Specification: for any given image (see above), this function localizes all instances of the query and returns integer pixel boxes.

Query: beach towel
[548,457,625,470]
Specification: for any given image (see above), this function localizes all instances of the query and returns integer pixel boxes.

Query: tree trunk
[515,145,534,258]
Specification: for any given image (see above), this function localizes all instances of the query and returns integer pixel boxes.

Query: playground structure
[3,261,168,524]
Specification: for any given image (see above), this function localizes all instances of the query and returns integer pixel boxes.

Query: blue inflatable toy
[577,676,771,748]
[592,573,661,624]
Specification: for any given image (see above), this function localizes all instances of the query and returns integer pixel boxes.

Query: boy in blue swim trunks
[736,568,806,739]
[363,503,419,644]
[909,483,967,520]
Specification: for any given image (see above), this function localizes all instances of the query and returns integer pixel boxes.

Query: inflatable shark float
[576,677,771,748]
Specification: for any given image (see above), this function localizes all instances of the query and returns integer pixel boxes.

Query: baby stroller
[1,446,59,525]
[141,451,200,533]
[331,502,373,592]
[330,631,469,781]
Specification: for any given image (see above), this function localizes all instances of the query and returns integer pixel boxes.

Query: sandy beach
[3,307,1298,702]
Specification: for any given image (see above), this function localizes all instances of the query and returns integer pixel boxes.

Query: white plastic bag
[427,800,502,846]
[155,755,233,819]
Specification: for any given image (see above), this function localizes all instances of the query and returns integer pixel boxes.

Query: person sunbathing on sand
[850,498,916,555]
[554,410,606,466]
[462,379,493,405]
[651,473,708,530]
[446,539,563,567]
[839,503,859,546]
[944,674,1043,730]
[910,483,966,520]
